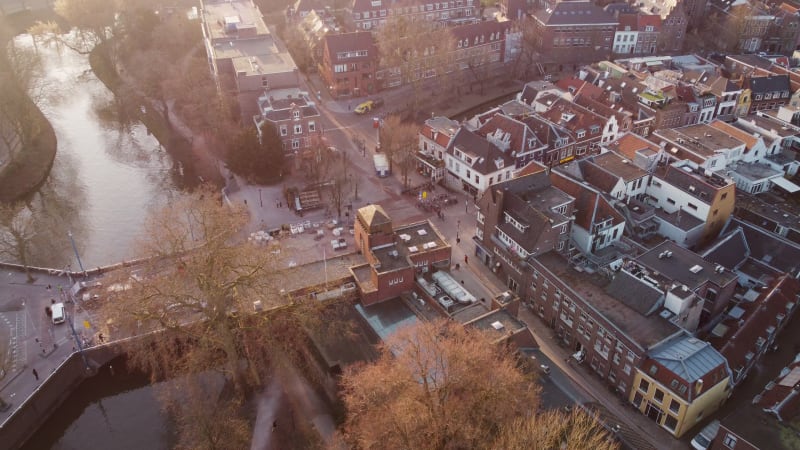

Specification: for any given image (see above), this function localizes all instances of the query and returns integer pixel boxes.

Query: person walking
[32,368,39,381]
[464,255,468,264]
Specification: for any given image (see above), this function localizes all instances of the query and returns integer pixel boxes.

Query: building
[612,14,661,56]
[442,127,521,196]
[645,160,736,247]
[653,122,747,171]
[253,88,321,155]
[417,116,459,182]
[351,205,452,305]
[200,0,300,120]
[743,75,791,115]
[530,0,618,71]
[630,333,731,438]
[319,32,378,98]
[348,0,478,31]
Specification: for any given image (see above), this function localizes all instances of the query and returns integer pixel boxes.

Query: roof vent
[491,321,505,330]
[689,265,703,274]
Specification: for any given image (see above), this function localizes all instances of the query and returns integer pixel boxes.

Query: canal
[10,34,189,269]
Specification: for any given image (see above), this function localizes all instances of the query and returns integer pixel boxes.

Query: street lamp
[66,309,92,371]
[68,231,85,275]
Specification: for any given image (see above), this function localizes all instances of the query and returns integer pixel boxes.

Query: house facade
[349,0,478,31]
[253,88,321,155]
[320,32,378,98]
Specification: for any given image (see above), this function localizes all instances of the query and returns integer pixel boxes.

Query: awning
[771,176,800,193]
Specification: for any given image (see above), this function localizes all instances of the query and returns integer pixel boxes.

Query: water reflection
[9,34,185,268]
[20,362,175,450]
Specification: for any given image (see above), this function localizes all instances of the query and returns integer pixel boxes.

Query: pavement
[0,269,102,424]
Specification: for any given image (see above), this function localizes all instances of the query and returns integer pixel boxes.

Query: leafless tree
[0,203,38,282]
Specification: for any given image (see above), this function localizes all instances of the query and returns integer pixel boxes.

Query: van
[690,420,721,450]
[51,302,66,325]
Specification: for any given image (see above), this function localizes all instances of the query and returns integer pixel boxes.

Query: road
[0,268,101,423]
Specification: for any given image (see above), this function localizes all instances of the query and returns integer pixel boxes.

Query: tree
[0,203,39,282]
[340,319,538,449]
[54,0,119,54]
[375,16,456,112]
[226,123,285,184]
[99,186,342,447]
[512,17,542,80]
[491,409,619,450]
[379,115,418,188]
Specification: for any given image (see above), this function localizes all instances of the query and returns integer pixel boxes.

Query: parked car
[690,420,721,450]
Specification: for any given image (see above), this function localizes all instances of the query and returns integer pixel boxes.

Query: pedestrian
[98,333,104,343]
[32,368,39,381]
[348,103,351,111]
[272,420,277,432]
[464,255,468,264]
[46,284,51,290]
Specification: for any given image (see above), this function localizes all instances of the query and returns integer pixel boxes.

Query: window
[334,64,347,73]
[293,110,300,120]
[623,363,632,375]
[654,388,664,403]
[294,124,302,134]
[669,399,680,414]
[291,139,300,149]
[667,198,676,205]
[280,125,288,136]
[664,415,678,431]
[577,130,586,139]
[308,121,316,132]
[639,379,650,392]
[723,433,737,448]
[649,365,658,376]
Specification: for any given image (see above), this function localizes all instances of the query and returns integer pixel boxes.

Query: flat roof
[656,124,745,158]
[536,252,680,349]
[654,207,704,231]
[231,51,296,76]
[729,162,782,182]
[202,0,269,41]
[465,308,528,341]
[354,298,419,341]
[637,241,738,289]
[591,151,648,181]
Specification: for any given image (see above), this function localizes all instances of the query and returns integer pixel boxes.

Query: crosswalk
[0,310,26,375]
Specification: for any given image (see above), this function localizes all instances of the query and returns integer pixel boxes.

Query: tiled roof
[538,97,607,140]
[660,164,722,204]
[477,114,538,155]
[604,133,660,161]
[446,128,516,176]
[358,204,391,231]
[588,151,648,183]
[421,117,460,149]
[323,32,376,64]
[605,271,664,316]
[708,120,759,151]
[650,333,728,384]
[701,227,750,270]
[732,219,800,276]
[533,0,618,26]
[746,75,791,94]
[550,169,623,232]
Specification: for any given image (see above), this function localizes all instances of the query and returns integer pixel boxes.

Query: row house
[595,76,658,135]
[645,160,736,247]
[451,20,509,91]
[442,127,518,196]
[418,116,459,181]
[348,0,478,31]
[574,92,635,135]
[603,132,663,172]
[634,0,687,52]
[530,0,618,72]
[550,167,627,260]
[320,32,378,98]
[200,0,300,121]
[741,75,791,115]
[734,193,800,245]
[631,333,731,438]
[653,122,747,171]
[253,88,321,155]
[475,111,548,168]
[534,94,619,156]
[352,205,452,305]
[612,14,660,56]
[709,275,800,387]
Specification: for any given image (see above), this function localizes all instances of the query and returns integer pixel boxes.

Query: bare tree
[99,186,347,447]
[380,115,418,188]
[340,319,539,449]
[491,409,619,450]
[0,203,38,282]
[53,0,119,54]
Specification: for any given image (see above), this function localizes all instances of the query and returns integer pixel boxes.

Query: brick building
[320,32,378,98]
[253,88,321,155]
[348,0,478,31]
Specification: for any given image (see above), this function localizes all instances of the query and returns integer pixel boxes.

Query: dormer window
[293,110,300,119]
[577,129,586,139]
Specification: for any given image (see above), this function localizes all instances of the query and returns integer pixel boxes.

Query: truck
[373,153,390,177]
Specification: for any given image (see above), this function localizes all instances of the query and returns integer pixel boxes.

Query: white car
[51,302,66,325]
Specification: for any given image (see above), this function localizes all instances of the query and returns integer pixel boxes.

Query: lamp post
[68,231,85,274]
[259,188,263,207]
[67,309,91,371]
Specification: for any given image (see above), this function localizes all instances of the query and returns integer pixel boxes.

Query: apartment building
[349,0,478,31]
[320,31,378,98]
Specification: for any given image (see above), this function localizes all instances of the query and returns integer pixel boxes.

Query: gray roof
[650,334,727,383]
[446,128,516,175]
[702,227,750,270]
[747,75,791,95]
[638,241,738,289]
[534,0,618,26]
[605,271,663,316]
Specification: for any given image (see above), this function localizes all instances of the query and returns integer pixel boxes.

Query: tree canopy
[226,122,285,184]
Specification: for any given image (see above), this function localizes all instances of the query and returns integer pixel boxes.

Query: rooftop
[649,333,728,383]
[202,0,269,42]
[536,251,680,349]
[637,241,738,290]
[656,123,746,158]
[465,308,529,343]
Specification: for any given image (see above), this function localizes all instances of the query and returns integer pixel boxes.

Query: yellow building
[736,88,752,117]
[629,333,731,438]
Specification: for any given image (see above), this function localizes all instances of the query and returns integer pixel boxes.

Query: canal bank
[0,10,59,202]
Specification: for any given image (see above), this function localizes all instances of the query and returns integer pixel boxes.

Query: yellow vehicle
[354,100,374,115]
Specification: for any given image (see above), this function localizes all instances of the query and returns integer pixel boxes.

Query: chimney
[695,378,704,396]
